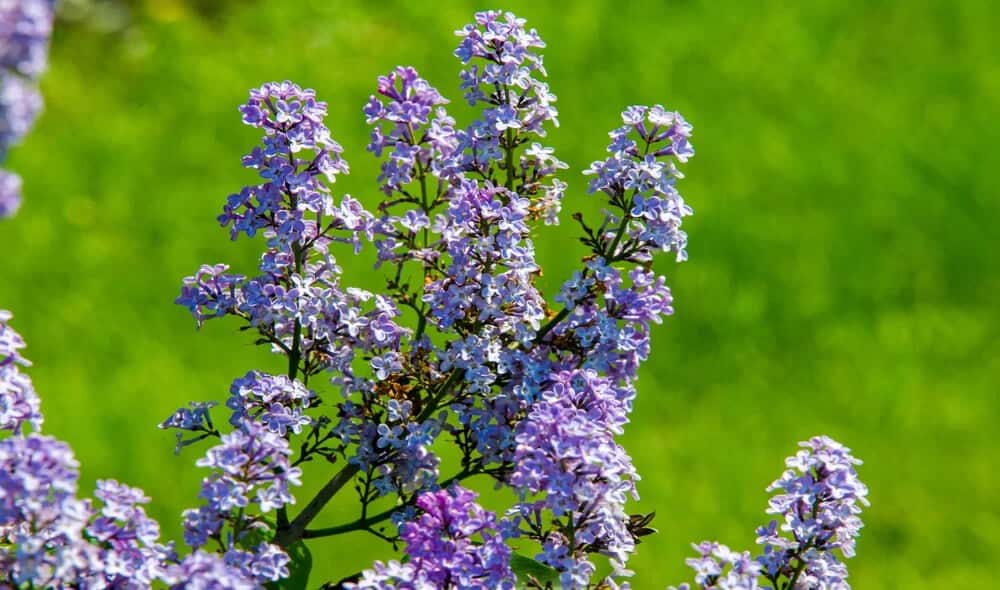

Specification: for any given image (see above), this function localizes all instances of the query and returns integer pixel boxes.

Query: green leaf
[511,552,561,588]
[273,541,313,590]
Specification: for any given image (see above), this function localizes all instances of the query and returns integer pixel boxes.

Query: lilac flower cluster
[454,12,556,160]
[0,313,171,586]
[165,404,299,584]
[452,10,564,222]
[754,436,869,589]
[364,66,456,194]
[0,8,876,590]
[670,437,868,590]
[350,486,514,589]
[1,311,276,587]
[0,0,54,218]
[583,104,694,263]
[509,370,639,586]
[668,542,762,590]
[169,10,703,588]
[0,309,42,432]
[227,370,315,435]
[0,9,873,590]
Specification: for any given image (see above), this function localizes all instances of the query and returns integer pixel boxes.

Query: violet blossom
[0,9,869,590]
[0,0,54,218]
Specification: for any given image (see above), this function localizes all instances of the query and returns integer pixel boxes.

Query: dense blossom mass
[0,9,869,590]
[0,0,54,218]
[753,437,869,589]
[0,313,188,586]
[349,486,514,589]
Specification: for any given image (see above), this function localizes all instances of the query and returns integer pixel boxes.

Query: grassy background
[2,0,998,586]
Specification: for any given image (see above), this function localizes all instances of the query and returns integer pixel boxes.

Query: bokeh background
[2,0,998,586]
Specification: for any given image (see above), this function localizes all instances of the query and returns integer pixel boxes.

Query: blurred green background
[2,0,998,586]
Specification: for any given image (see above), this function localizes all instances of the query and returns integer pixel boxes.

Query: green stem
[502,83,518,191]
[275,463,362,547]
[411,129,432,342]
[504,127,516,190]
[301,466,478,540]
[278,241,307,530]
[276,371,464,547]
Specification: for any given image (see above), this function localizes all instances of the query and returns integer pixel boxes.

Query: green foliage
[1,0,996,587]
[274,542,313,590]
[510,552,561,588]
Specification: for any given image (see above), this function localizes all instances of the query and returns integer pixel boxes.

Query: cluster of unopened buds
[0,9,869,589]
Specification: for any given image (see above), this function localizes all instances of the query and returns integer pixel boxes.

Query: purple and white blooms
[0,9,868,590]
[509,370,640,587]
[754,436,869,589]
[0,308,42,432]
[0,0,55,79]
[0,0,54,218]
[175,7,696,586]
[0,313,181,587]
[668,542,762,590]
[351,485,514,589]
[671,437,868,590]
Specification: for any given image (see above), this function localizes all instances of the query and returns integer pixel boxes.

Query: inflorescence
[0,10,868,589]
[0,0,54,218]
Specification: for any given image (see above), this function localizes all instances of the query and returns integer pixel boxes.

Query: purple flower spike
[670,436,868,590]
[755,436,869,589]
[669,542,761,590]
[0,168,22,217]
[350,485,515,590]
[583,104,695,263]
[0,0,56,79]
[365,66,456,195]
[0,0,54,218]
[0,309,42,432]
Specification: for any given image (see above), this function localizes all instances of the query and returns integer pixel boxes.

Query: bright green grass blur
[2,0,998,586]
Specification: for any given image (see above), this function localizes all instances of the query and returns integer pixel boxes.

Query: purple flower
[448,11,564,220]
[87,479,174,585]
[669,542,761,590]
[0,434,89,584]
[583,104,695,262]
[0,168,21,217]
[0,309,42,432]
[350,486,514,589]
[0,434,173,586]
[176,264,246,327]
[365,66,456,195]
[159,400,219,454]
[669,437,868,590]
[0,71,42,155]
[226,371,315,435]
[509,371,639,587]
[754,436,869,589]
[0,1,53,219]
[164,550,257,589]
[194,421,302,509]
[224,542,291,583]
[179,420,301,569]
[0,0,55,79]
[223,81,349,245]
